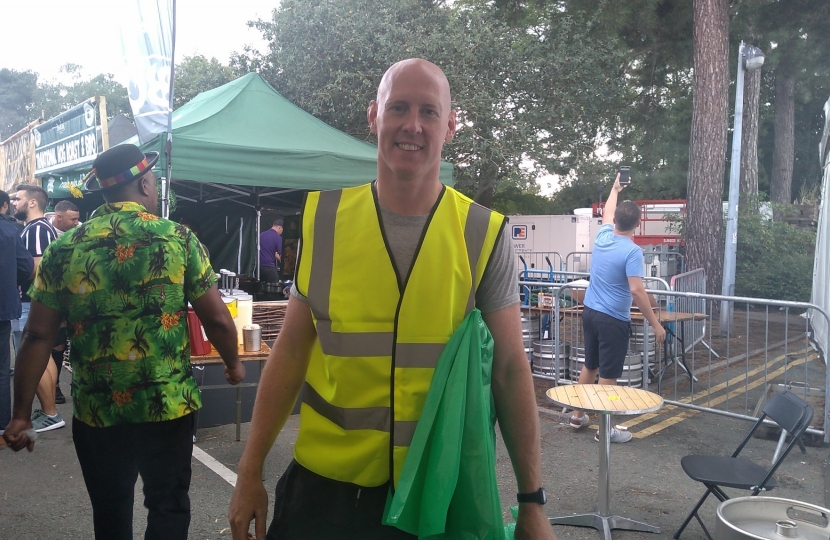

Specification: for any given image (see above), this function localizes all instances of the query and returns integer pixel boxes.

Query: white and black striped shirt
[20,216,58,258]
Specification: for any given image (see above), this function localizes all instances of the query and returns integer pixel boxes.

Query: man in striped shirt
[12,185,64,431]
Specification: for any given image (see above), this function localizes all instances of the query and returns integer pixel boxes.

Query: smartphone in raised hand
[618,165,631,186]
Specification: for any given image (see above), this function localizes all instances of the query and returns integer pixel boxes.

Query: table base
[549,513,660,540]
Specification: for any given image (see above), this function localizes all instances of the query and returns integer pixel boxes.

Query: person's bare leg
[572,367,599,420]
[598,377,617,385]
[35,361,58,416]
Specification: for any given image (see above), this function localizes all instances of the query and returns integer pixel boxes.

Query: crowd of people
[1,58,662,540]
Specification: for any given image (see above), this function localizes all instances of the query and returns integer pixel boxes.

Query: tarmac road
[1,389,827,540]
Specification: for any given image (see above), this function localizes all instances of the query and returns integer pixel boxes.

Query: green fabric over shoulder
[383,309,506,540]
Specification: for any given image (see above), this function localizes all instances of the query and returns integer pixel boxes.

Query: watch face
[518,488,547,504]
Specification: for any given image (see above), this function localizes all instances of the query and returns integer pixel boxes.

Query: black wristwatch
[517,487,547,505]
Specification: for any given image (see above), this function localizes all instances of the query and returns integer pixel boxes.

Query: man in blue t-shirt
[259,219,283,283]
[569,174,666,443]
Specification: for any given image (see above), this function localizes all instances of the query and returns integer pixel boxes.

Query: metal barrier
[565,248,686,282]
[642,245,686,279]
[669,268,717,357]
[516,252,564,282]
[564,251,593,273]
[518,282,830,442]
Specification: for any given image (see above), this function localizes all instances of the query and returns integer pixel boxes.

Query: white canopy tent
[809,95,830,361]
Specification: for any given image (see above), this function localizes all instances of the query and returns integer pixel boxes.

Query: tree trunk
[770,74,795,204]
[739,66,761,212]
[686,0,730,295]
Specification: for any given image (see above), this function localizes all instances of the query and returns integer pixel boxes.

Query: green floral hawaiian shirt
[31,201,216,427]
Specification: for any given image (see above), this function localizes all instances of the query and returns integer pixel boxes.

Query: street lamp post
[720,42,765,334]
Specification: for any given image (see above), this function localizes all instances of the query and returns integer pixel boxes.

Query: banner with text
[33,99,101,176]
[121,0,174,145]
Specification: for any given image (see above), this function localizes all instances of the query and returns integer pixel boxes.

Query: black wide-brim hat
[83,144,159,192]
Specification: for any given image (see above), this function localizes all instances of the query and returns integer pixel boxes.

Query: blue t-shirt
[583,224,643,322]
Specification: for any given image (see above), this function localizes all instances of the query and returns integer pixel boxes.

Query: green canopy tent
[42,72,454,277]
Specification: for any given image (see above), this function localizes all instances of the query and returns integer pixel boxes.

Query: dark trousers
[0,320,10,430]
[267,460,417,540]
[73,414,195,540]
[261,265,280,283]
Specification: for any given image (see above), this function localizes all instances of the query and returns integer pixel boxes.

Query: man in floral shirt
[4,144,245,540]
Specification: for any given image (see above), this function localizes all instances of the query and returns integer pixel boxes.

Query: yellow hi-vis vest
[294,182,506,487]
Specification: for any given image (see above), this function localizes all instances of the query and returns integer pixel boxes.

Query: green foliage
[0,68,38,138]
[491,184,556,215]
[174,55,237,109]
[241,0,627,203]
[735,212,816,302]
[156,180,178,216]
[33,65,131,122]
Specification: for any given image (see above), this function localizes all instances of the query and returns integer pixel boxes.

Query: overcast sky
[0,0,275,83]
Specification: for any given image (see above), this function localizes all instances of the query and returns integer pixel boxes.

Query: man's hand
[653,324,667,345]
[603,173,625,225]
[225,362,246,385]
[612,172,625,193]
[2,418,36,452]
[228,472,269,540]
[515,504,557,540]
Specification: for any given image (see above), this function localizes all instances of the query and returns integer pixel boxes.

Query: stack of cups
[233,293,254,346]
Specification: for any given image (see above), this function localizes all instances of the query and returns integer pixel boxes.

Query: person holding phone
[569,169,666,443]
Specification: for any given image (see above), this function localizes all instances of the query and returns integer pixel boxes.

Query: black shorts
[267,460,416,540]
[582,306,631,379]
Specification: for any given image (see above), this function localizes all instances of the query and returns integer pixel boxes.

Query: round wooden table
[546,384,664,540]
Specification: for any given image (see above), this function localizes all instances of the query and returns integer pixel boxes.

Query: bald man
[229,59,556,540]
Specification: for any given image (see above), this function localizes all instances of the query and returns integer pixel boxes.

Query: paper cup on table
[243,324,262,352]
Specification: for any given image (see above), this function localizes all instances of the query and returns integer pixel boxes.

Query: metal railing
[516,252,564,281]
[669,268,717,357]
[518,282,830,442]
[564,249,686,282]
[563,251,593,274]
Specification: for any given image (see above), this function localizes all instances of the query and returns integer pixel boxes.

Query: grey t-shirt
[292,204,519,313]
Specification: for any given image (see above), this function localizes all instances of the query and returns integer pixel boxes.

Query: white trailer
[508,209,684,282]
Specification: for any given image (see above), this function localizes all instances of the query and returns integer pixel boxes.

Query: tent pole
[238,217,243,275]
[256,208,261,281]
[161,0,177,219]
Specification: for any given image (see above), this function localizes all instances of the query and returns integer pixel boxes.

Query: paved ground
[1,383,828,539]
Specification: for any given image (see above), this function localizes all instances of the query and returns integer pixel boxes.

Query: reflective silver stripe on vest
[303,382,419,446]
[310,195,493,358]
[393,420,419,447]
[307,190,341,323]
[316,320,393,357]
[394,342,447,368]
[464,203,493,313]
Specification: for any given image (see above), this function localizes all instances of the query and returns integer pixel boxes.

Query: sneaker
[569,415,590,429]
[595,427,633,443]
[55,386,66,405]
[31,408,45,422]
[32,412,65,432]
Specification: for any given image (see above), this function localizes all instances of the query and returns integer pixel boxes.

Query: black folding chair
[673,390,814,539]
